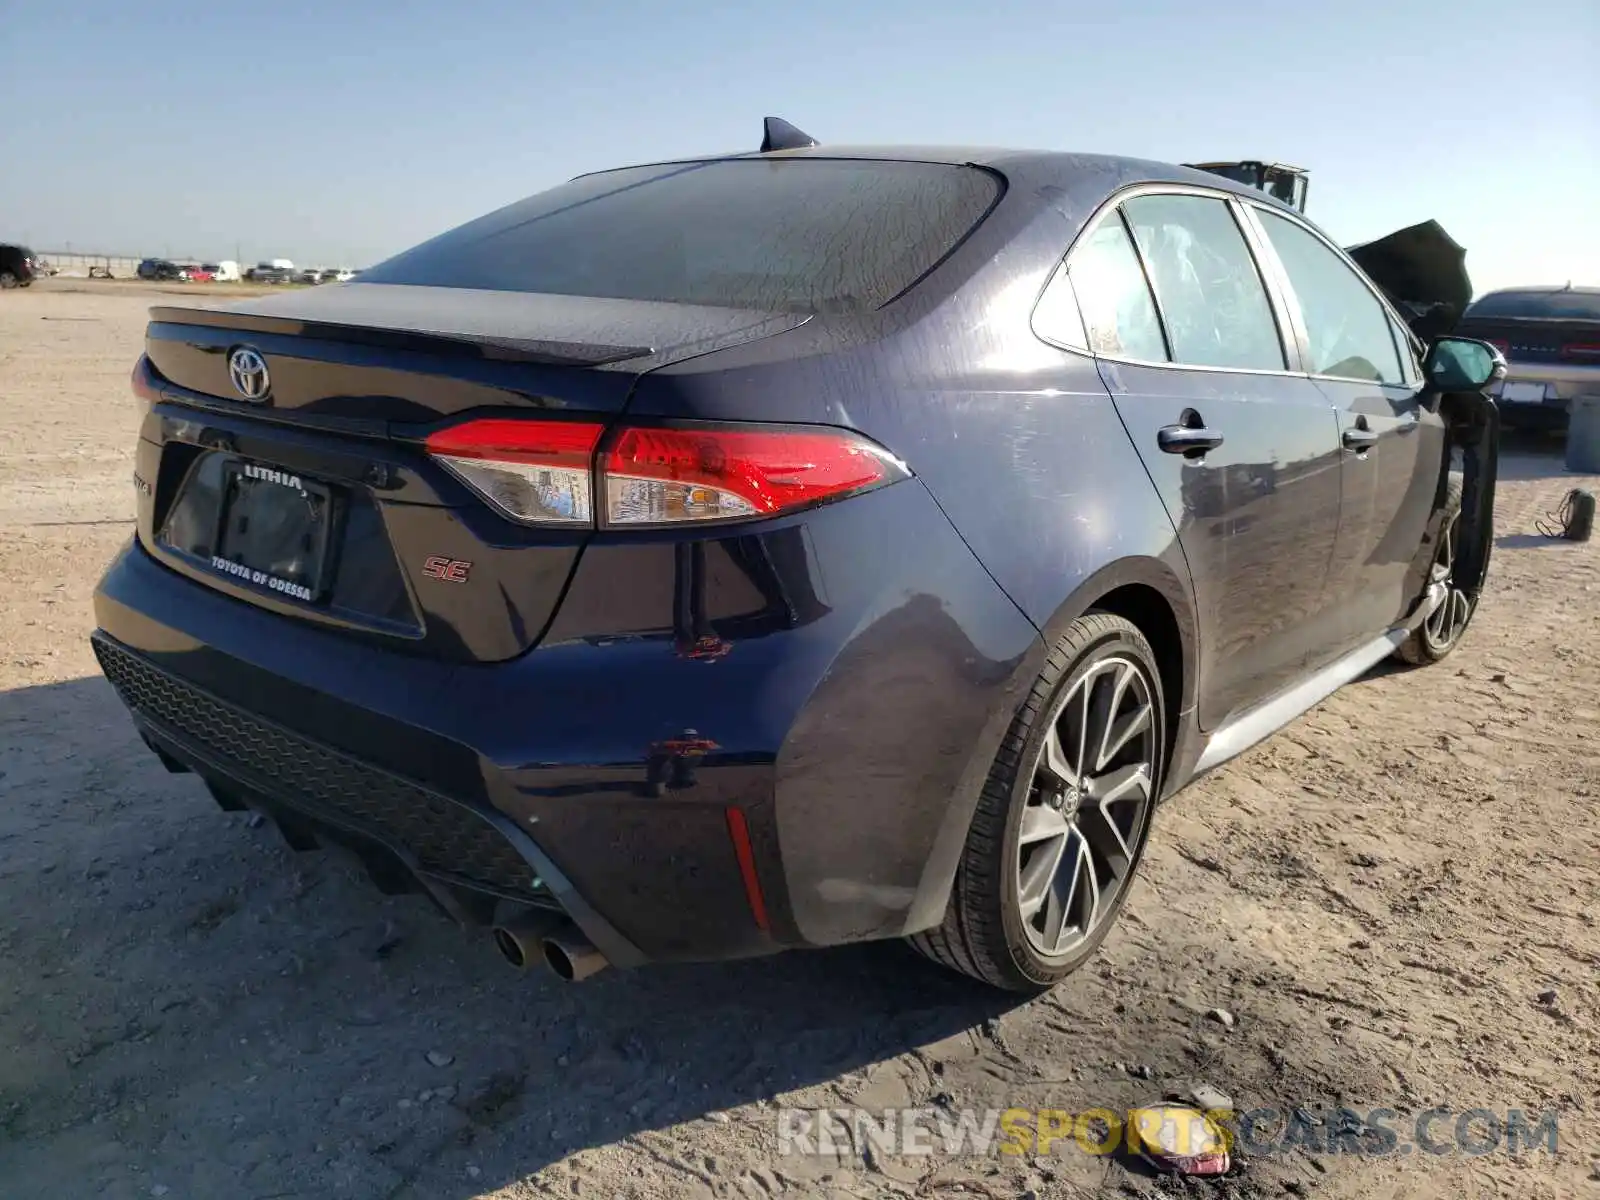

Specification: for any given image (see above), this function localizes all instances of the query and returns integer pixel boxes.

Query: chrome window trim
[1057,181,1311,378]
[1030,257,1091,353]
[1239,199,1418,388]
[1120,190,1292,373]
[1037,178,1429,391]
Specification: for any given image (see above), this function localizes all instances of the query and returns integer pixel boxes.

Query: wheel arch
[902,553,1200,940]
[1035,554,1198,728]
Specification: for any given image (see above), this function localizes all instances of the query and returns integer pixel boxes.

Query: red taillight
[601,426,905,527]
[1487,338,1510,356]
[131,356,163,404]
[423,417,906,529]
[1562,342,1600,361]
[424,419,604,526]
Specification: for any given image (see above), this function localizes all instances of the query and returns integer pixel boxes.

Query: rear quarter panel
[622,167,1203,934]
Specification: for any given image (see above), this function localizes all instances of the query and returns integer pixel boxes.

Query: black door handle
[1157,425,1224,455]
[1342,427,1379,450]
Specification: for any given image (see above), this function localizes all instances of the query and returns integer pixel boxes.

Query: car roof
[1477,284,1600,296]
[576,144,1285,206]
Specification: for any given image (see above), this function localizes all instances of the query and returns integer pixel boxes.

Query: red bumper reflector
[725,807,770,932]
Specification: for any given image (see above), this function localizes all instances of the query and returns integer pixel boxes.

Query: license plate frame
[1500,381,1548,404]
[210,460,336,603]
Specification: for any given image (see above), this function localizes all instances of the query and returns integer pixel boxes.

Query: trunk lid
[137,284,810,664]
[146,282,809,421]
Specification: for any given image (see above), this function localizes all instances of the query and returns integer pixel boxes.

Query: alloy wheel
[1423,510,1471,649]
[1015,654,1157,958]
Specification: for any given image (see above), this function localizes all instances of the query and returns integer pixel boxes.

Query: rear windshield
[1466,290,1600,320]
[361,159,1001,313]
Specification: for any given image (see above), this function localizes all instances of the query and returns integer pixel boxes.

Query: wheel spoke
[1448,591,1471,640]
[1019,803,1070,846]
[1049,837,1100,954]
[1039,723,1077,787]
[1085,762,1151,805]
[1081,666,1116,775]
[1079,795,1134,873]
[1017,824,1068,919]
[1035,832,1081,940]
[1098,696,1153,772]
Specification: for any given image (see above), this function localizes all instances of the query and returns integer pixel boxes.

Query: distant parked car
[212,261,242,283]
[323,268,355,283]
[246,263,293,284]
[137,259,188,282]
[1456,285,1600,431]
[183,264,216,283]
[0,244,40,288]
[296,268,325,285]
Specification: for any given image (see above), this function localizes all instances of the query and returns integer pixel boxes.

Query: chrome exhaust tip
[490,911,565,971]
[541,924,609,982]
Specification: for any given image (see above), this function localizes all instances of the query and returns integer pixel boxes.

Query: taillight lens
[424,418,907,529]
[601,426,906,526]
[425,419,604,526]
[1562,342,1600,361]
[131,355,163,404]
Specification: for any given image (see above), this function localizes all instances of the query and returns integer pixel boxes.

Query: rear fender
[901,553,1199,938]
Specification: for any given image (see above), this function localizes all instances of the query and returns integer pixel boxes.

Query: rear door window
[1067,216,1169,362]
[360,159,1000,313]
[1121,194,1286,371]
[1256,210,1405,384]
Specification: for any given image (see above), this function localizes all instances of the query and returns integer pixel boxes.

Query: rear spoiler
[146,306,653,368]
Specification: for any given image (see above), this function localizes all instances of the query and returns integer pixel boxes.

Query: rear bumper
[92,479,1040,965]
[1492,362,1600,419]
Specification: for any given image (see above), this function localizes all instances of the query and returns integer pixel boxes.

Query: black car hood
[1345,220,1471,337]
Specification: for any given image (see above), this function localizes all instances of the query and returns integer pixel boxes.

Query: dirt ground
[1,281,1596,1200]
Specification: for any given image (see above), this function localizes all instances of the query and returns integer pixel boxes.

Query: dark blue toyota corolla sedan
[92,122,1502,991]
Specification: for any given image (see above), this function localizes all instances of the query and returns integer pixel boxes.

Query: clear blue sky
[2,0,1595,292]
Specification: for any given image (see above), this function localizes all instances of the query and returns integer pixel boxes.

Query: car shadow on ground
[0,673,1033,1197]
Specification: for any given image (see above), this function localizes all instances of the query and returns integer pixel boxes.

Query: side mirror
[1424,337,1506,393]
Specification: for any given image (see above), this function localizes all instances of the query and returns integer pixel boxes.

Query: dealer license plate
[211,461,334,602]
[1500,381,1548,403]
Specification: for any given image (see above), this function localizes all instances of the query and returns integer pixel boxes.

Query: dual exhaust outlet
[491,911,609,982]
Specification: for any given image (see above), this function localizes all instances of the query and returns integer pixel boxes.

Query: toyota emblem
[227,347,271,401]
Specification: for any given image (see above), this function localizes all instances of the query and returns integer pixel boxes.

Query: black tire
[910,613,1166,992]
[0,271,17,290]
[1395,473,1470,665]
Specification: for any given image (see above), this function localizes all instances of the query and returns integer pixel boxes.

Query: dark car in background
[91,127,1503,992]
[0,244,40,288]
[1456,284,1600,430]
[137,259,188,282]
[245,263,295,284]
